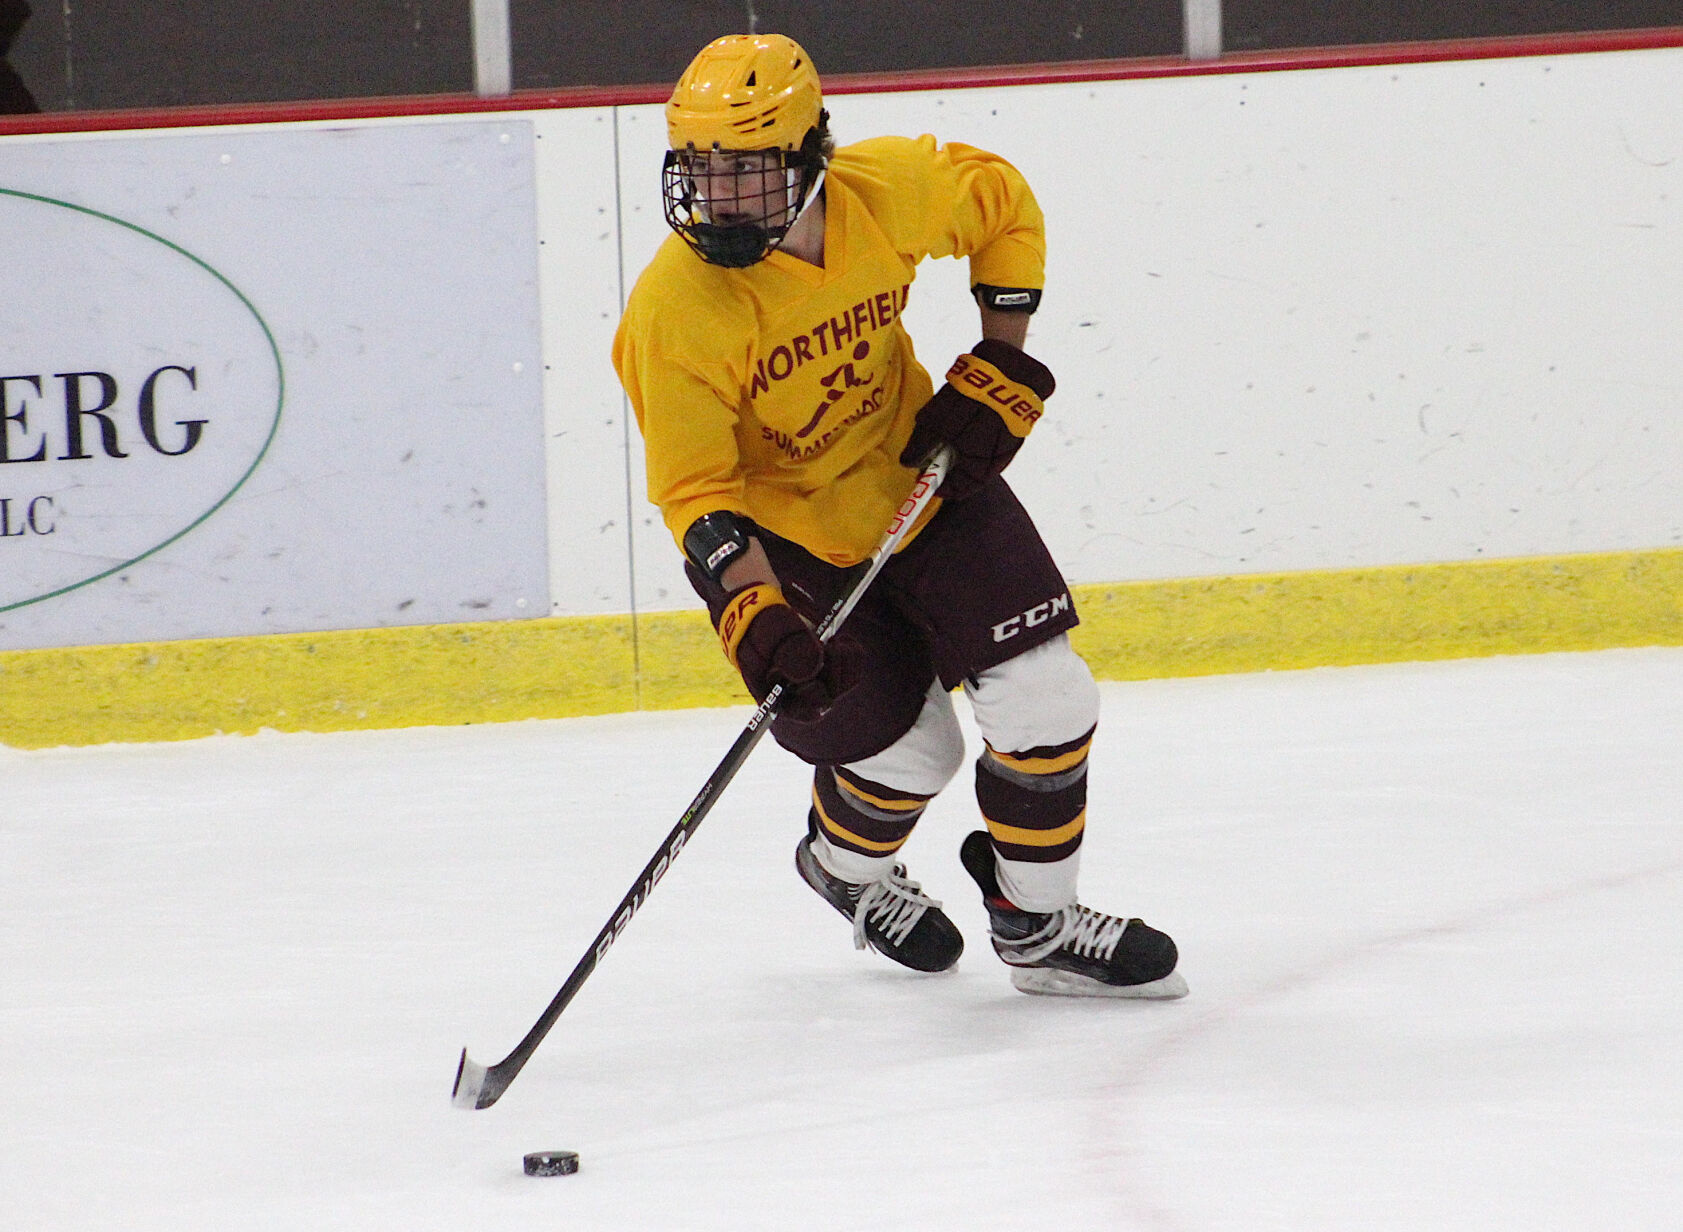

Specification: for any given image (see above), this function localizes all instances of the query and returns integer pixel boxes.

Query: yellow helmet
[666,33,823,154]
[662,34,830,266]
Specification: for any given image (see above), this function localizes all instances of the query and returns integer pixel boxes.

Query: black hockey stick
[452,446,953,1110]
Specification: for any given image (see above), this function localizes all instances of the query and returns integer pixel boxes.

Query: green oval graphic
[0,189,285,614]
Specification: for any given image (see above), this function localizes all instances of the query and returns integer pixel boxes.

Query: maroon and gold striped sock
[974,724,1094,879]
[809,765,933,869]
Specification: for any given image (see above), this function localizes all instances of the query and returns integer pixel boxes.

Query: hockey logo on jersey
[748,284,909,401]
[796,341,872,439]
[746,284,909,464]
[761,384,885,462]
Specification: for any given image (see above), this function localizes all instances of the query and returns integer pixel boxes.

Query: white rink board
[621,47,1683,614]
[1,44,1679,648]
[531,107,636,618]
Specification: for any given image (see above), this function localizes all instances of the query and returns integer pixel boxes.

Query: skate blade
[1009,967,1189,1000]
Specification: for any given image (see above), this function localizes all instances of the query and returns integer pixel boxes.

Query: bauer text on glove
[898,338,1055,500]
[719,583,858,722]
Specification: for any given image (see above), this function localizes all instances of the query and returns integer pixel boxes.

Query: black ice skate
[959,830,1187,999]
[795,814,964,973]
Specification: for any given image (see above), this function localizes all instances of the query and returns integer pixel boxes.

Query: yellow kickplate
[3,548,1679,749]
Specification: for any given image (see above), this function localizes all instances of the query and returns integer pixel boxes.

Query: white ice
[4,647,1680,1230]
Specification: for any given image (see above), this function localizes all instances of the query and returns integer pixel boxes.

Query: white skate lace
[1006,904,1130,964]
[852,868,940,950]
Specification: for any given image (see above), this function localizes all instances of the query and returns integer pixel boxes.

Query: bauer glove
[899,338,1056,500]
[718,582,859,723]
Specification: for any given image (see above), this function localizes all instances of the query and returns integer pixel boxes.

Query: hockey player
[612,33,1185,998]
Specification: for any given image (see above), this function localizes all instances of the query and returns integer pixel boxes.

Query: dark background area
[1222,0,1682,50]
[2,0,1680,115]
[510,1,1182,91]
[3,0,473,112]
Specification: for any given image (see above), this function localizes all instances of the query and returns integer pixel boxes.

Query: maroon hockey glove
[899,338,1055,500]
[719,583,859,722]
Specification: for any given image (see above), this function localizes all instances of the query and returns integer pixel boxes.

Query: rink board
[4,546,1680,748]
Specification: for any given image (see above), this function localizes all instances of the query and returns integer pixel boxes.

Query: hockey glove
[719,583,858,723]
[899,338,1056,500]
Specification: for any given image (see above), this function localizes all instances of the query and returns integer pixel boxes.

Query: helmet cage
[662,137,825,268]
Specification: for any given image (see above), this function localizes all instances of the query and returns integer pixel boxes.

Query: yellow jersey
[613,134,1045,567]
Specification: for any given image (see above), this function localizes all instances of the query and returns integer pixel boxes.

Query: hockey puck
[523,1150,580,1177]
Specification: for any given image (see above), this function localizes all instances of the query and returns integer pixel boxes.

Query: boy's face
[676,148,792,228]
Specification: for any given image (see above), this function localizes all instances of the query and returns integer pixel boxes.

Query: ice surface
[4,648,1680,1230]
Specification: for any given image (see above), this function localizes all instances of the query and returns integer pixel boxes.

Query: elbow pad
[683,511,758,588]
[972,284,1043,314]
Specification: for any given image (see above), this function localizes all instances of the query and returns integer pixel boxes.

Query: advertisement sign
[0,119,548,650]
[0,190,283,612]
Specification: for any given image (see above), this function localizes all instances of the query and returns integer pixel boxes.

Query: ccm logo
[992,593,1070,642]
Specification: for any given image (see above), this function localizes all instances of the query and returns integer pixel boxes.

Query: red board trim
[2,26,1680,137]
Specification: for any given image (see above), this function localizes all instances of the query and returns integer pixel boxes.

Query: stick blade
[451,1048,492,1109]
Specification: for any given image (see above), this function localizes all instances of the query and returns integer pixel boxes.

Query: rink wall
[2,32,1681,747]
